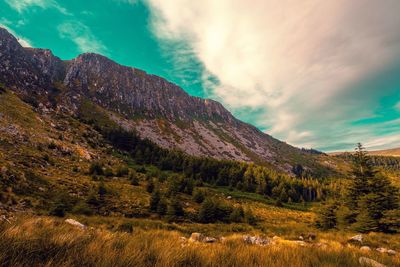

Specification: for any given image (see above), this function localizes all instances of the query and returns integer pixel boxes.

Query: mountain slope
[0,27,334,175]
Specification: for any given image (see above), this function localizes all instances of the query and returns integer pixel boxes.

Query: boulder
[189,233,204,242]
[358,257,386,267]
[376,247,388,254]
[360,246,371,252]
[300,232,316,241]
[226,196,232,200]
[204,237,217,243]
[387,249,397,256]
[348,234,363,244]
[243,235,271,246]
[272,236,281,241]
[65,218,86,229]
[189,233,217,243]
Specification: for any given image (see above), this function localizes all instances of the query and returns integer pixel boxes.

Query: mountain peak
[0,28,331,174]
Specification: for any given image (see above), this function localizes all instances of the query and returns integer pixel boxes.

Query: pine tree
[167,199,184,217]
[316,201,338,230]
[193,189,205,203]
[229,206,244,223]
[157,197,167,215]
[146,179,155,193]
[149,190,160,212]
[340,143,400,232]
[198,198,217,223]
[129,171,139,186]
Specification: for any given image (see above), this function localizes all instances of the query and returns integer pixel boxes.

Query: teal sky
[1,0,400,152]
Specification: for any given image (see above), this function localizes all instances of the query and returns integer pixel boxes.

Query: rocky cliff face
[0,27,329,174]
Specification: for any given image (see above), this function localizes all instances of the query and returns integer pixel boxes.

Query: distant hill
[330,147,400,157]
[368,147,400,157]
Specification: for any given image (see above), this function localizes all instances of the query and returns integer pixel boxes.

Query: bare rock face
[0,27,328,174]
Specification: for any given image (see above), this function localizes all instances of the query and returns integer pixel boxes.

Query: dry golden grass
[1,216,399,267]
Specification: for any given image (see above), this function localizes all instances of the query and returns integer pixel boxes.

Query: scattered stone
[360,246,371,252]
[204,237,217,243]
[226,196,232,200]
[306,233,317,241]
[348,234,363,244]
[188,233,217,243]
[189,233,204,242]
[358,257,386,267]
[376,247,388,254]
[387,249,397,256]
[65,218,86,229]
[243,235,271,246]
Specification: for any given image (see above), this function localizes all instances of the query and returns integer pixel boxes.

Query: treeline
[102,127,328,203]
[336,153,400,171]
[318,144,400,233]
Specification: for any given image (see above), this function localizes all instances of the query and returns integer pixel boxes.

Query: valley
[0,27,399,267]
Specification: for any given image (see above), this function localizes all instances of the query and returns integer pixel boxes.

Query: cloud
[395,102,400,111]
[0,21,32,47]
[5,0,69,15]
[146,0,400,150]
[58,21,107,54]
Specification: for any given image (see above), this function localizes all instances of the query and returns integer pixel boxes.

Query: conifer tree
[149,190,160,212]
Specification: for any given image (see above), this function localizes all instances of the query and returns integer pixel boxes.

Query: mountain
[0,27,334,176]
[368,147,400,157]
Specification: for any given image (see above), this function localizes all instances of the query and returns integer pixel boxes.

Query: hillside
[0,28,399,267]
[0,27,337,177]
[368,148,400,157]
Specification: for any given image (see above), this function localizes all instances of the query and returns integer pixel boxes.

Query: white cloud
[395,102,400,111]
[0,22,32,47]
[58,21,107,54]
[146,0,400,150]
[5,0,69,15]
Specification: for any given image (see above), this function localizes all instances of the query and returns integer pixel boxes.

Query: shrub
[104,167,114,177]
[130,171,139,186]
[193,189,205,203]
[149,190,160,212]
[89,162,104,176]
[116,166,129,177]
[167,199,184,217]
[157,198,168,216]
[146,179,155,193]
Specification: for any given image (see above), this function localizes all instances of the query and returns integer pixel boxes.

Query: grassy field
[1,89,400,266]
[0,216,399,267]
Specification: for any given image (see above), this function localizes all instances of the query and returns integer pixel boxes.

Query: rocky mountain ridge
[0,27,333,175]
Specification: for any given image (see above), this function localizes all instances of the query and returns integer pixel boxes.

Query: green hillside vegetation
[0,88,399,266]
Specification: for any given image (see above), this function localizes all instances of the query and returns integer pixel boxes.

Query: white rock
[360,246,371,252]
[243,235,271,246]
[65,218,86,229]
[189,232,204,242]
[376,247,388,253]
[387,249,397,256]
[348,234,363,244]
[204,237,217,243]
[358,257,386,267]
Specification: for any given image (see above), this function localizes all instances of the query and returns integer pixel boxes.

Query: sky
[1,0,400,152]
